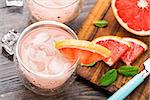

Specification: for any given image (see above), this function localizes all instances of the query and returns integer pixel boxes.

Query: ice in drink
[19,26,77,89]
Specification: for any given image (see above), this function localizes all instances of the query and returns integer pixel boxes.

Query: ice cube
[31,48,47,62]
[48,57,65,75]
[28,59,45,72]
[47,53,70,75]
[6,0,24,7]
[31,60,46,72]
[26,46,50,72]
[28,59,38,71]
[32,33,49,45]
[39,39,57,56]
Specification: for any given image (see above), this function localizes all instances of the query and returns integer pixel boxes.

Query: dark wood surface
[0,0,110,100]
[76,0,150,100]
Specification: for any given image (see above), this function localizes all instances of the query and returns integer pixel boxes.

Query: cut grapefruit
[92,36,130,66]
[55,39,111,65]
[112,0,150,36]
[121,38,148,65]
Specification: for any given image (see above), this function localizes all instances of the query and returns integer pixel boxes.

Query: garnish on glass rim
[55,39,111,65]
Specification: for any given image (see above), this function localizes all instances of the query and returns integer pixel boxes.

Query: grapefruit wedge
[112,0,150,36]
[92,36,130,66]
[55,39,111,65]
[121,38,148,65]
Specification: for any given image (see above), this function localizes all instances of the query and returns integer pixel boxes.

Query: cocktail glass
[15,21,79,95]
[26,0,84,23]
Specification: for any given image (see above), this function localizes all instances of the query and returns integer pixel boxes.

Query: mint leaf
[83,62,96,67]
[94,20,108,28]
[118,66,139,77]
[99,69,117,86]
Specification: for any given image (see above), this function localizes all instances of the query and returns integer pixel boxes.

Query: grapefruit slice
[92,36,130,66]
[121,38,148,65]
[55,39,111,65]
[112,0,150,36]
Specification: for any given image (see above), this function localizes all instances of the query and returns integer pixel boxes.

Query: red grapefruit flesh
[121,38,148,65]
[112,0,150,36]
[92,36,130,66]
[55,39,111,65]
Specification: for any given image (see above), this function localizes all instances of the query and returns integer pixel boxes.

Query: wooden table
[0,0,149,100]
[0,0,109,100]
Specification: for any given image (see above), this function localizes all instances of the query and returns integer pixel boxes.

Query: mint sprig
[99,69,117,86]
[118,66,139,77]
[98,66,139,87]
[94,20,108,28]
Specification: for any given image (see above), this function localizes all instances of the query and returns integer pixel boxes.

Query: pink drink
[26,0,83,23]
[18,25,76,89]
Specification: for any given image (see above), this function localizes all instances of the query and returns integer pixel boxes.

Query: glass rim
[16,21,79,78]
[32,0,79,9]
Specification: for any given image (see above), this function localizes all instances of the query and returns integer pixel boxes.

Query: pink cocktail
[26,0,83,23]
[16,21,79,95]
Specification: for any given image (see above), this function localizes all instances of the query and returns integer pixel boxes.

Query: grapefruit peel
[122,38,148,51]
[55,39,111,65]
[92,36,130,47]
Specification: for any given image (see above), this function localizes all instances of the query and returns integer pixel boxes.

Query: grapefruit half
[112,0,150,36]
[121,38,148,65]
[55,39,111,65]
[92,36,130,66]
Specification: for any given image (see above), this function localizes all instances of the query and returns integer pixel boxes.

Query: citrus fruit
[55,39,111,65]
[92,36,130,66]
[121,38,148,65]
[112,0,150,36]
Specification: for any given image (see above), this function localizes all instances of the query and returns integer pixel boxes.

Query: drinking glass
[15,21,79,95]
[26,0,84,23]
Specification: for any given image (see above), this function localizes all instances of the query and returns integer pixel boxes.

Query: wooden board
[76,0,150,99]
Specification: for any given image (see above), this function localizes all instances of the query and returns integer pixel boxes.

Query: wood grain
[77,0,111,40]
[76,0,150,99]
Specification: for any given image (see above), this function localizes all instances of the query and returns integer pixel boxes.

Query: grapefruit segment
[121,38,148,65]
[55,39,111,65]
[112,0,150,36]
[92,36,130,66]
